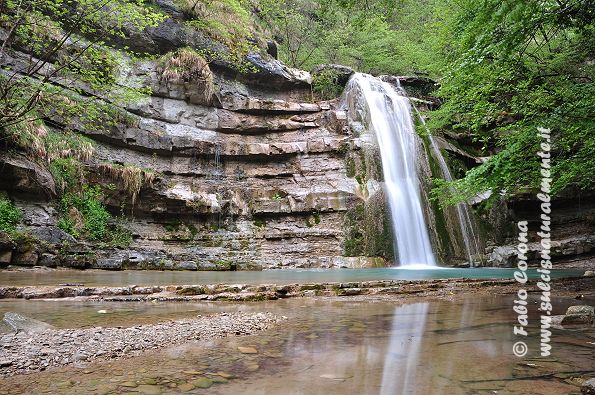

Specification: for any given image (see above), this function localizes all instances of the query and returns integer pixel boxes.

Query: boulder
[243,53,312,88]
[2,312,55,334]
[0,153,56,198]
[312,64,355,86]
[561,305,594,325]
[29,227,76,245]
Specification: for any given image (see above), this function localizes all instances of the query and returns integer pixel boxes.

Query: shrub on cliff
[58,185,115,241]
[177,0,264,57]
[312,69,344,100]
[0,195,22,234]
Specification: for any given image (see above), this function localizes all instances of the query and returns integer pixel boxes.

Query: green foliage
[64,46,120,90]
[49,158,86,193]
[0,194,22,233]
[0,0,163,132]
[253,218,266,228]
[176,0,262,68]
[305,211,321,227]
[58,186,111,240]
[258,0,437,74]
[428,0,595,206]
[57,185,131,246]
[312,69,344,100]
[343,203,365,256]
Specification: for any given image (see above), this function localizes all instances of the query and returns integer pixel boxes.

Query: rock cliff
[0,2,592,271]
[0,10,388,270]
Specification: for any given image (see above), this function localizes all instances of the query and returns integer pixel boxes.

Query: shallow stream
[0,294,593,394]
[0,267,585,287]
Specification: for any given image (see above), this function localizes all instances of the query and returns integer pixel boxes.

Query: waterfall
[344,73,436,267]
[414,109,483,267]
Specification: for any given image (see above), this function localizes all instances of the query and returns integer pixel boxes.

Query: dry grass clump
[158,48,214,104]
[10,120,94,163]
[98,162,156,205]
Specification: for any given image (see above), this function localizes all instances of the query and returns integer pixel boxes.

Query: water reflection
[380,303,429,395]
[0,296,591,394]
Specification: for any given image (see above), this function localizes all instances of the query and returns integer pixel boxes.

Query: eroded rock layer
[0,49,393,270]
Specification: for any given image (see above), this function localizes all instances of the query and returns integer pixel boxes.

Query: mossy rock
[176,286,207,295]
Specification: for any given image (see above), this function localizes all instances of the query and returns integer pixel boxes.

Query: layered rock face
[1,54,391,270]
[482,191,595,269]
[1,3,592,271]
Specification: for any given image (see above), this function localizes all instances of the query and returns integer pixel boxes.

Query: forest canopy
[259,0,594,205]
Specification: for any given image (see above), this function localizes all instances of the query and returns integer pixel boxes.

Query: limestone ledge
[93,143,348,178]
[0,278,516,300]
[485,234,595,267]
[83,118,347,158]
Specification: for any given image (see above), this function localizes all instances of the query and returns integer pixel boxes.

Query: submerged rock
[237,346,258,354]
[2,312,55,334]
[561,305,594,325]
[192,377,213,389]
[582,378,595,395]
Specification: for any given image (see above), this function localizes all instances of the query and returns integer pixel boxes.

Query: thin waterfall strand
[414,109,482,267]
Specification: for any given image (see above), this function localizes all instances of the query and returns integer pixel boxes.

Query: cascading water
[344,73,436,267]
[414,109,483,267]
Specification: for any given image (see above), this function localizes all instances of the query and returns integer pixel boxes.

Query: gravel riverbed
[0,312,284,377]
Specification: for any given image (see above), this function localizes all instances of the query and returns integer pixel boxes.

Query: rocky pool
[0,293,593,394]
[0,267,586,287]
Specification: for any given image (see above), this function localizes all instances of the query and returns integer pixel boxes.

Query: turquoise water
[0,267,585,287]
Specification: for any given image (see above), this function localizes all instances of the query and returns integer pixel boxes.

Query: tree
[256,0,437,74]
[257,0,322,68]
[428,0,595,206]
[0,0,164,140]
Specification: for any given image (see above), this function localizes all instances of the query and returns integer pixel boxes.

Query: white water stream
[345,73,436,266]
[415,110,482,266]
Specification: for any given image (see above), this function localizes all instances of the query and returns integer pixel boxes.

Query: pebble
[136,384,162,394]
[237,346,258,354]
[177,382,195,391]
[193,377,213,389]
[217,371,233,379]
[0,312,282,377]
